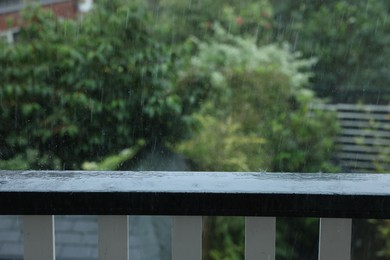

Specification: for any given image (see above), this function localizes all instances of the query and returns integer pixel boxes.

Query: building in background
[0,0,93,43]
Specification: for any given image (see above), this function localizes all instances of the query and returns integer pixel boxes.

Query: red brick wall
[0,12,19,31]
[42,1,77,19]
[0,0,77,31]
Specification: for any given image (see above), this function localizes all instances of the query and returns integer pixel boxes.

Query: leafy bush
[0,149,60,170]
[177,25,337,172]
[0,1,202,169]
[177,114,265,171]
[273,0,390,101]
[151,0,273,44]
[176,26,339,259]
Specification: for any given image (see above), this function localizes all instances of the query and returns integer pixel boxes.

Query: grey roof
[0,215,22,260]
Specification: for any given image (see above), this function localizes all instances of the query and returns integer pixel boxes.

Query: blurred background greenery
[1,0,390,259]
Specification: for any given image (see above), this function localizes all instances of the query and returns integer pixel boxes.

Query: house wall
[0,0,77,32]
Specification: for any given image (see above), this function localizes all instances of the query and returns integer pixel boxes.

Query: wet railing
[1,171,390,260]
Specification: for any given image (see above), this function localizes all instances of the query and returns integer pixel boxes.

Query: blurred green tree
[0,1,352,259]
[0,0,202,169]
[150,0,274,44]
[151,0,390,103]
[176,25,338,260]
[273,0,390,102]
[177,25,338,173]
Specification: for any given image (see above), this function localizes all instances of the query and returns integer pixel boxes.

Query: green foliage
[276,218,320,260]
[0,1,348,259]
[177,114,265,172]
[269,107,339,172]
[273,0,390,101]
[373,220,390,258]
[207,217,244,260]
[151,0,273,44]
[177,26,337,172]
[0,149,61,170]
[176,27,338,259]
[0,1,202,169]
[81,139,145,170]
[151,0,390,101]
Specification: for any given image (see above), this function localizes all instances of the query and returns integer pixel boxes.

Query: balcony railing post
[245,217,276,260]
[23,215,55,260]
[172,216,202,260]
[318,218,352,260]
[98,215,129,260]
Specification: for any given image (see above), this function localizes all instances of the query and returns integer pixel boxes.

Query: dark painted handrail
[0,171,390,218]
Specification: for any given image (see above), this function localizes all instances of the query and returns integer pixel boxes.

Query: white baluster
[172,216,202,260]
[98,215,129,260]
[24,215,55,260]
[245,217,276,260]
[319,218,352,260]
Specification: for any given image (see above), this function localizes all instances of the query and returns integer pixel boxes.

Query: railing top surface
[0,171,389,194]
[1,171,390,218]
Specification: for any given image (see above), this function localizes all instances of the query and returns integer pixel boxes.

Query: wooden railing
[1,170,390,260]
